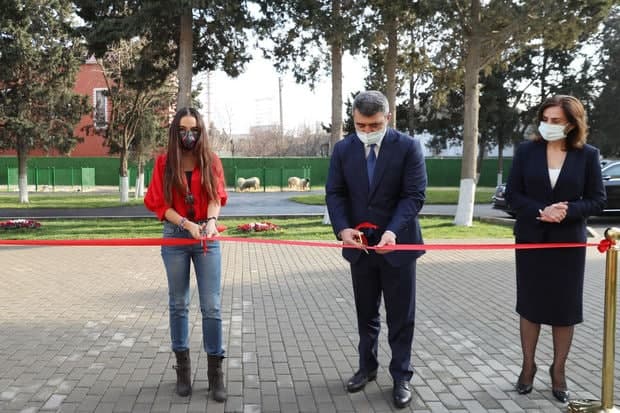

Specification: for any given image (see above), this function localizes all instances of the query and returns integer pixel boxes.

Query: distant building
[0,56,111,157]
[415,132,514,158]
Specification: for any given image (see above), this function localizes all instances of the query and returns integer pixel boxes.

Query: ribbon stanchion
[568,229,620,413]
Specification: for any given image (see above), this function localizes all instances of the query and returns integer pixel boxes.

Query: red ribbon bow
[597,238,615,253]
[354,222,379,246]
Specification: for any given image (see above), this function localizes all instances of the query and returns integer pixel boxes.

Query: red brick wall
[0,59,112,157]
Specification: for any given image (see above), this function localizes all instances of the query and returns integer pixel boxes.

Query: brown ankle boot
[207,355,227,402]
[173,350,192,396]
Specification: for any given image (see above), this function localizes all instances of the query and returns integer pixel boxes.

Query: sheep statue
[288,176,301,190]
[237,176,261,192]
[299,178,310,191]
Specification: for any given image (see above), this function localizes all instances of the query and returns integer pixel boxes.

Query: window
[93,88,108,129]
[603,164,620,178]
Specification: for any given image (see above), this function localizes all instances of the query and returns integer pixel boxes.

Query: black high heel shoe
[549,363,569,403]
[516,364,537,394]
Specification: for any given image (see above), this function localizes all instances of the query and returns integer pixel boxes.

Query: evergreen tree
[75,0,254,108]
[432,0,613,226]
[256,0,364,154]
[0,0,89,203]
[591,6,620,156]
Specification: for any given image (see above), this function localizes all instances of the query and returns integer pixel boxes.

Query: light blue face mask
[538,122,567,141]
[357,127,386,145]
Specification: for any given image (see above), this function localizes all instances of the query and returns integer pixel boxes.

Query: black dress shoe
[392,380,412,409]
[549,364,569,403]
[346,369,377,393]
[516,364,537,394]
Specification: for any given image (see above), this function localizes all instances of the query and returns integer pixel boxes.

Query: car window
[603,164,620,177]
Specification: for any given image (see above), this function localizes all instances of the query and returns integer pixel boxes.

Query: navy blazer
[505,140,605,243]
[325,128,427,267]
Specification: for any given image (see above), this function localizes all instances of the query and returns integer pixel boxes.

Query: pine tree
[0,0,89,203]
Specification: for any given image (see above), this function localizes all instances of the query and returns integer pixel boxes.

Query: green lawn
[0,193,144,208]
[0,216,513,240]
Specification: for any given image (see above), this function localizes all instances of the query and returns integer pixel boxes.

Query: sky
[197,52,367,135]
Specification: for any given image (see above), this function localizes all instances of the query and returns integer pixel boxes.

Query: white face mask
[538,121,567,141]
[357,127,386,145]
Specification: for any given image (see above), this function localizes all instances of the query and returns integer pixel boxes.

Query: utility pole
[206,71,212,126]
[278,77,284,139]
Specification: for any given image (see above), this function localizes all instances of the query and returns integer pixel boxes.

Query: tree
[97,39,176,202]
[362,1,433,129]
[257,1,364,155]
[591,6,620,157]
[0,0,89,203]
[433,0,613,226]
[75,0,254,109]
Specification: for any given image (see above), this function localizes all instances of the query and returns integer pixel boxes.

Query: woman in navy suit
[505,95,605,403]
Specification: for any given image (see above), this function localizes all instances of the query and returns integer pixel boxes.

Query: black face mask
[180,130,199,150]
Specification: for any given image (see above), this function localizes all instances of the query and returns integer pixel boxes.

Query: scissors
[353,231,369,254]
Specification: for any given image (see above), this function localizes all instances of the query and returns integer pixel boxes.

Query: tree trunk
[408,75,416,135]
[454,0,481,227]
[177,8,193,109]
[476,140,485,183]
[329,0,343,156]
[135,158,145,198]
[497,136,504,185]
[385,18,398,127]
[119,147,129,203]
[17,139,29,203]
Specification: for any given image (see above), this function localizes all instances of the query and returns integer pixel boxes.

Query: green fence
[0,156,513,190]
[6,167,96,191]
[232,166,312,191]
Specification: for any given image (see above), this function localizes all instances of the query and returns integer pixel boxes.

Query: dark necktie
[367,144,376,185]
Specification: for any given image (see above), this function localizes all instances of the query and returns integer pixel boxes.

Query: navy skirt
[515,246,585,326]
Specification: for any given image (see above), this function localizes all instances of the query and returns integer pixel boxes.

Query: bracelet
[178,217,187,230]
[206,216,218,222]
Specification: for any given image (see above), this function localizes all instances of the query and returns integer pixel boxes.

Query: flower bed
[0,219,42,230]
[237,221,279,232]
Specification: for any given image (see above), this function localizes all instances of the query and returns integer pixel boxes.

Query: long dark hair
[164,107,221,206]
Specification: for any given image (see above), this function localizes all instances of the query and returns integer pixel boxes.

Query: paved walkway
[1,239,618,412]
[0,191,505,220]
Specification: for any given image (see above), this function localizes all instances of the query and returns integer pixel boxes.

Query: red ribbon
[597,238,615,253]
[0,237,607,252]
[0,221,612,253]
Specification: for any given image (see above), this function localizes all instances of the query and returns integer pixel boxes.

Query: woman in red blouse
[145,107,228,402]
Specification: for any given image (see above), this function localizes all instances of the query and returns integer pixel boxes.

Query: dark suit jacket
[325,128,427,267]
[505,140,605,243]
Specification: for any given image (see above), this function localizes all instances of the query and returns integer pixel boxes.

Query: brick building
[1,56,110,157]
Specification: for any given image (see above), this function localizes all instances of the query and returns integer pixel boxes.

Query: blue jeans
[161,221,224,356]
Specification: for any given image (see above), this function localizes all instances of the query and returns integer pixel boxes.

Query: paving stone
[1,243,617,412]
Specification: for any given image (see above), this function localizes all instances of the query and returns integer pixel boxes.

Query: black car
[491,183,515,217]
[492,161,620,217]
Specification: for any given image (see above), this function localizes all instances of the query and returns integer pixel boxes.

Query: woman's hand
[201,219,220,238]
[538,202,568,223]
[186,221,204,240]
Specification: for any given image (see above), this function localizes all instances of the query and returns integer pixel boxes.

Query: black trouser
[350,252,417,381]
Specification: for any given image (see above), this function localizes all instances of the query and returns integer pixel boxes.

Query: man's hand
[538,202,568,223]
[340,228,368,253]
[375,230,396,254]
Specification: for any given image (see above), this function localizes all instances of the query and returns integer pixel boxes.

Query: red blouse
[144,153,228,221]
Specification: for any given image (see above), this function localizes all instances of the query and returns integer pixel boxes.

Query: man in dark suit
[326,90,427,409]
